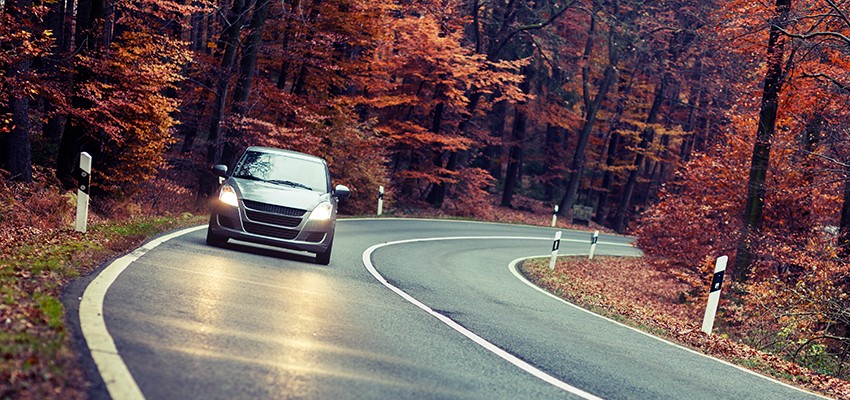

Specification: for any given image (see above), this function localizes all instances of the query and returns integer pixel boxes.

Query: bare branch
[826,0,850,29]
[775,26,850,46]
[804,149,850,168]
[490,0,580,60]
[802,71,850,93]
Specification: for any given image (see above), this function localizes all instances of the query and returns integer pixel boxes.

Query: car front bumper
[209,201,335,254]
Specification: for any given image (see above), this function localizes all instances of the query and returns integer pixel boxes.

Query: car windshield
[232,150,329,192]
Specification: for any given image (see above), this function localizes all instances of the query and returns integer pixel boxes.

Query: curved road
[68,219,825,399]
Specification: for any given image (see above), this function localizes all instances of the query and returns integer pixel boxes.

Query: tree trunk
[732,0,792,282]
[559,8,619,216]
[544,123,562,202]
[500,105,527,208]
[205,0,247,167]
[233,0,270,112]
[102,0,115,49]
[613,75,668,232]
[595,131,620,224]
[426,98,451,207]
[57,0,105,189]
[500,67,533,208]
[838,167,850,258]
[482,99,508,181]
[2,0,34,182]
[680,60,703,163]
[221,0,271,167]
[6,84,32,182]
[42,0,69,144]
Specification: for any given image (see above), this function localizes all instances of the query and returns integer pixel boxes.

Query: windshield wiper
[267,179,312,190]
[233,174,263,181]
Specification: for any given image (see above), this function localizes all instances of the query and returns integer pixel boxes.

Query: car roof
[244,146,327,164]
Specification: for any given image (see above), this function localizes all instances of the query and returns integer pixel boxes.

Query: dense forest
[2,0,850,384]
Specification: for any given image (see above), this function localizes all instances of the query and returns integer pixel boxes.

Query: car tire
[316,242,333,265]
[206,227,228,247]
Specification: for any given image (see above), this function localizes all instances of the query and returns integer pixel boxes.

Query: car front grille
[305,232,325,243]
[245,209,302,227]
[243,221,299,239]
[243,200,306,217]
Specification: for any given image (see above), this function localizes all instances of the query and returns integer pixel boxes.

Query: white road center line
[76,220,638,400]
[362,236,605,400]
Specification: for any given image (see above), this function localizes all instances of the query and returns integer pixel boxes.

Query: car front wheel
[316,241,333,265]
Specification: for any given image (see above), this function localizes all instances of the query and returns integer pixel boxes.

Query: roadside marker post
[75,152,92,233]
[588,230,599,260]
[551,205,559,227]
[701,255,728,334]
[549,231,561,270]
[377,185,384,216]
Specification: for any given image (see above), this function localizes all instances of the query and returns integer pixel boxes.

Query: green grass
[35,293,64,330]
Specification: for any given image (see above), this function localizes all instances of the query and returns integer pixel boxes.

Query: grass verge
[0,213,207,399]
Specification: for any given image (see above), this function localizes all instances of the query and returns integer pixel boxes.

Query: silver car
[207,146,350,264]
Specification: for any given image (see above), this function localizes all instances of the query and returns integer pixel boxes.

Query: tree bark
[43,0,70,144]
[838,166,850,258]
[2,0,34,182]
[680,60,703,163]
[594,73,636,224]
[559,5,619,216]
[544,123,562,202]
[205,0,247,167]
[500,104,527,208]
[732,0,792,282]
[595,131,620,224]
[57,0,105,189]
[613,75,668,232]
[500,66,533,208]
[221,0,271,167]
[233,0,270,112]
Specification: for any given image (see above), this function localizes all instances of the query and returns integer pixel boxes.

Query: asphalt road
[68,219,826,399]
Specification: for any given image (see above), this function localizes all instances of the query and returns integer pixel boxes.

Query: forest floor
[521,257,850,399]
[1,171,848,398]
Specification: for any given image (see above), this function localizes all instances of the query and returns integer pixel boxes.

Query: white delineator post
[551,205,559,227]
[701,255,728,334]
[588,230,599,260]
[377,185,384,216]
[549,231,561,270]
[75,152,92,233]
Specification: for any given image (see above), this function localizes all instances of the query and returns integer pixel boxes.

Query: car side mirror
[212,164,228,178]
[334,185,350,200]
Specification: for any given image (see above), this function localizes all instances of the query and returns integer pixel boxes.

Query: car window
[233,150,329,192]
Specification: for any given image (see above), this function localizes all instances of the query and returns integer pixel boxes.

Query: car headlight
[308,202,333,221]
[218,185,239,207]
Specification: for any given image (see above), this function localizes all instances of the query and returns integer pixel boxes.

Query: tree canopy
[3,0,850,385]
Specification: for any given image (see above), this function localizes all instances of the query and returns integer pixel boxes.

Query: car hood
[231,178,329,210]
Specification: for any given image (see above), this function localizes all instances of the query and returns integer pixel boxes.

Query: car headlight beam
[308,202,333,221]
[219,185,239,207]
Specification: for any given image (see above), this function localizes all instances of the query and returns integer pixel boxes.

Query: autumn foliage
[637,0,850,383]
[3,0,850,395]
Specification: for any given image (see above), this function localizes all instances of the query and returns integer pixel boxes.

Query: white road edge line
[79,225,206,400]
[362,236,604,400]
[507,256,831,400]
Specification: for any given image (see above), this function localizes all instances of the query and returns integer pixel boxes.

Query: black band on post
[75,168,91,195]
[710,271,724,293]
